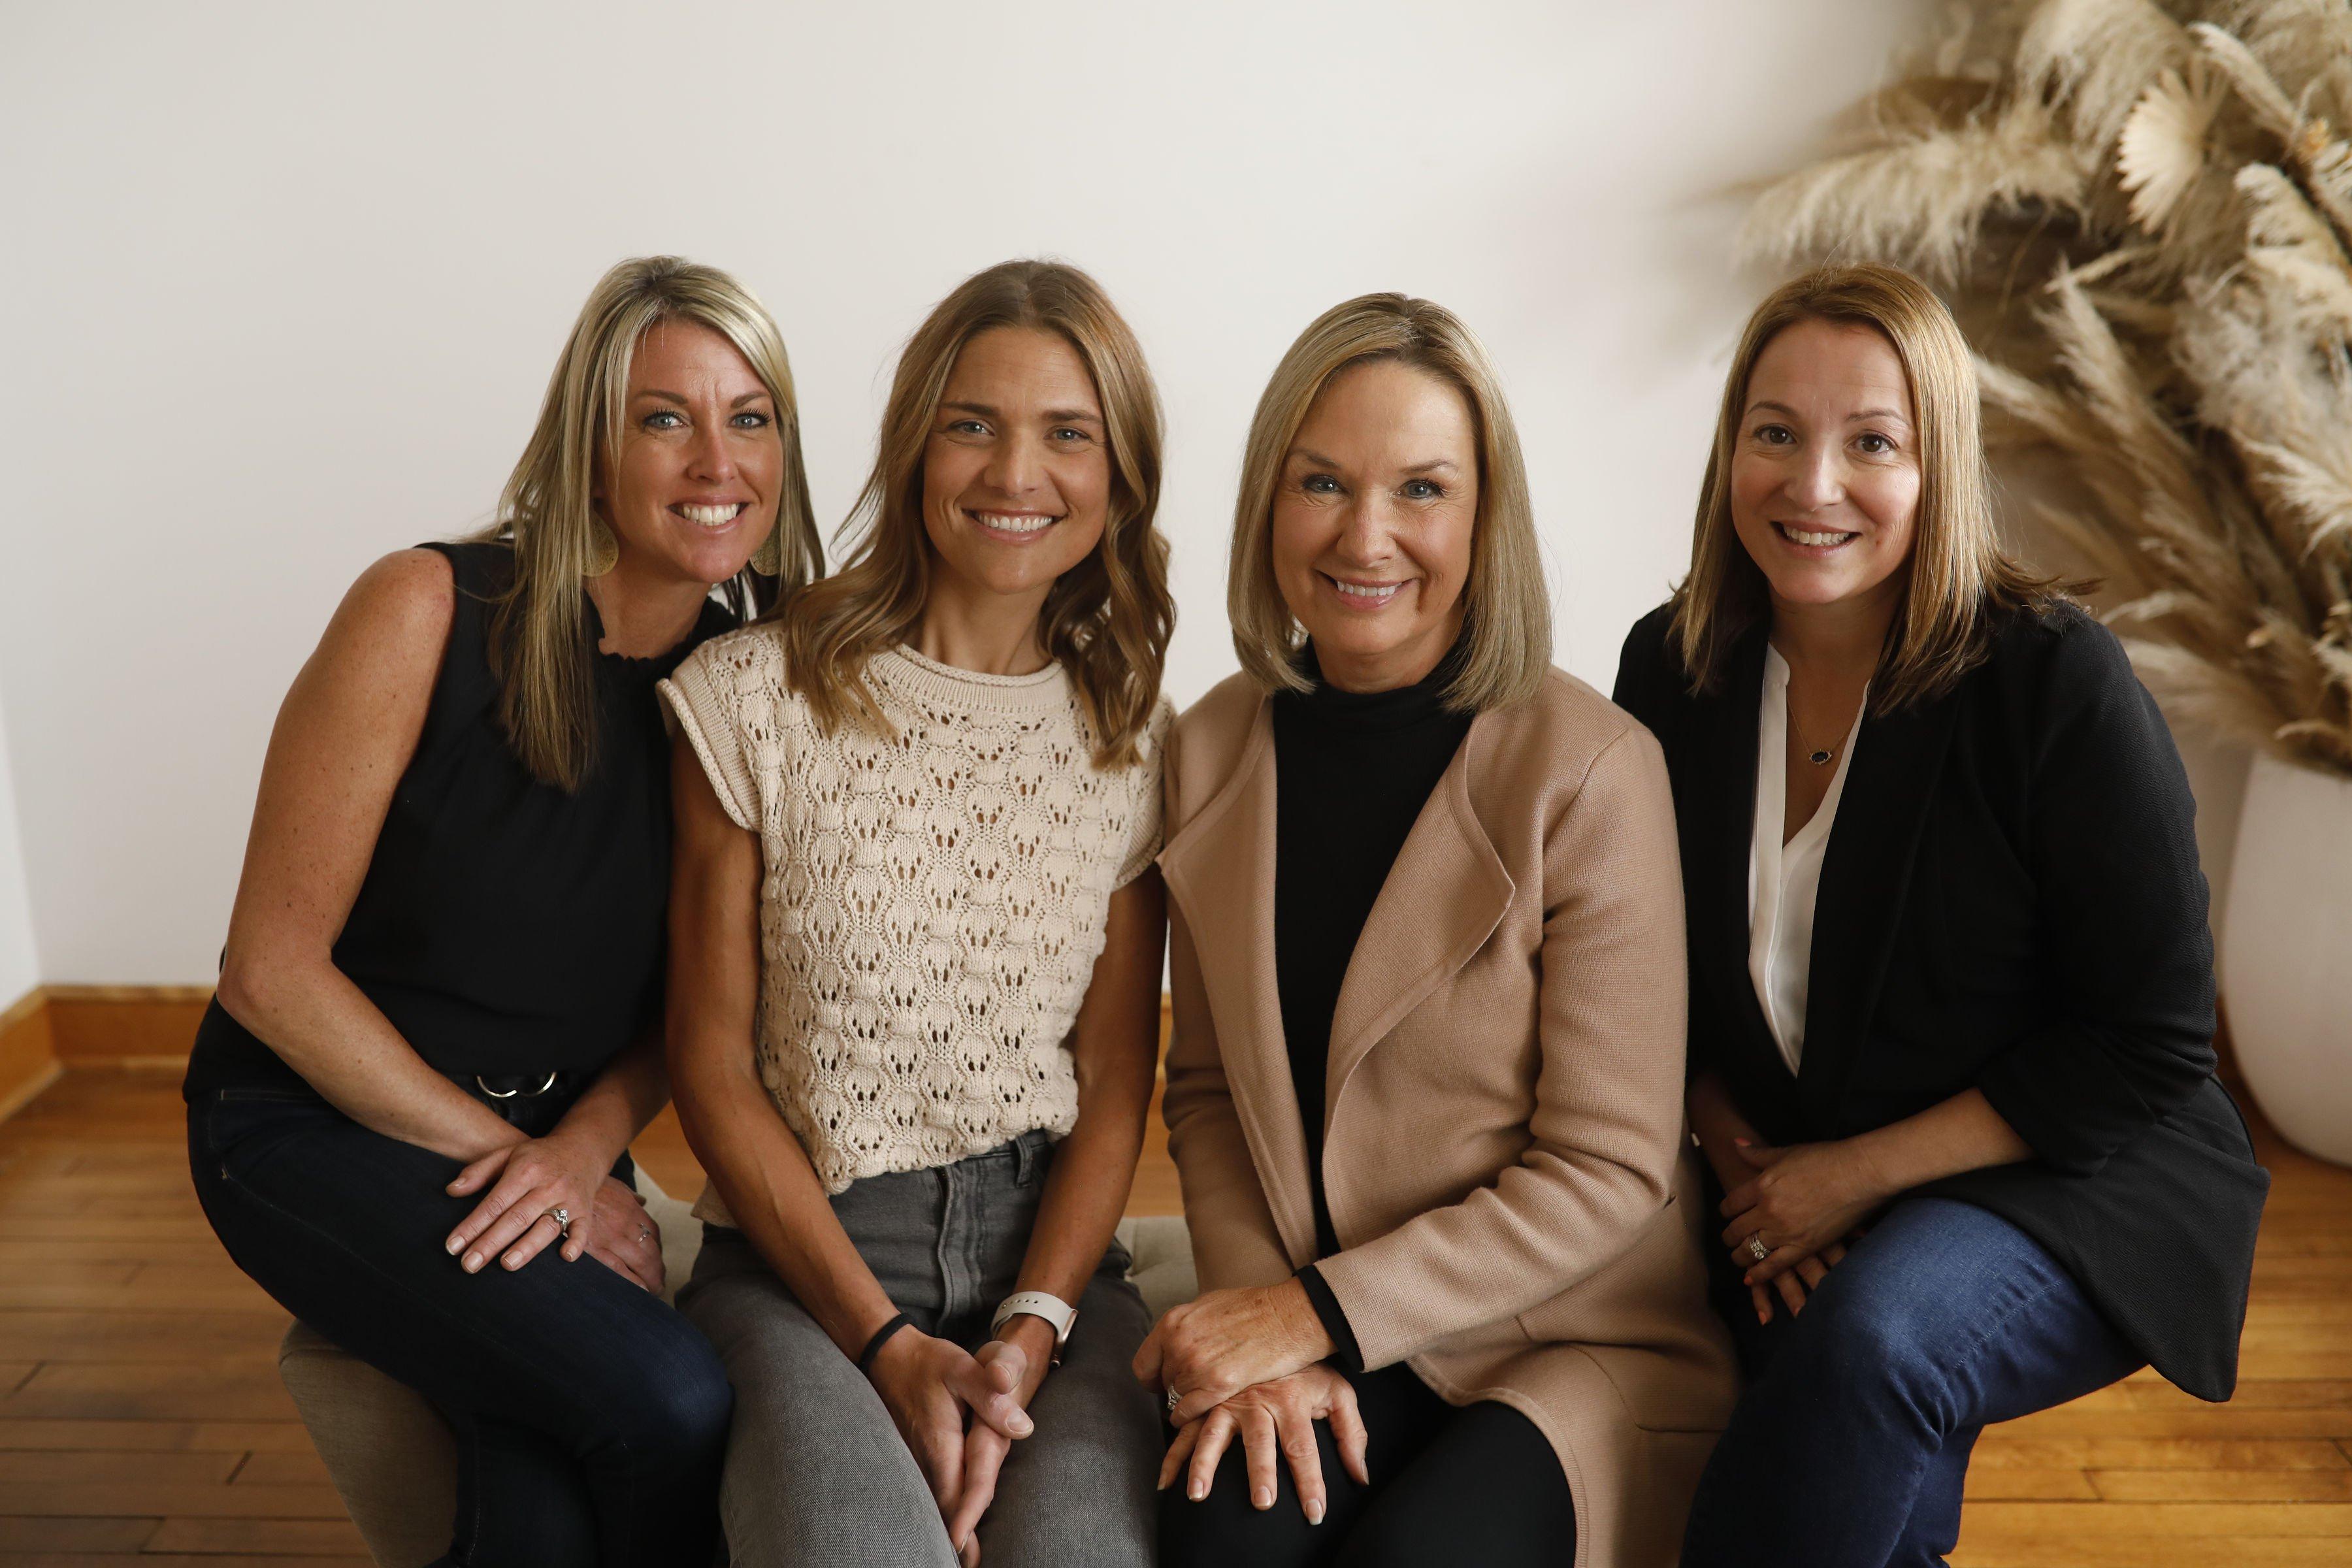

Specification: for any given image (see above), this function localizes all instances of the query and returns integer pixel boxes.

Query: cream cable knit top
[659,625,1169,1211]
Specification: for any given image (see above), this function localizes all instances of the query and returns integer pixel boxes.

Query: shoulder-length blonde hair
[1670,262,2065,711]
[477,255,822,789]
[776,259,1172,768]
[1228,293,1550,712]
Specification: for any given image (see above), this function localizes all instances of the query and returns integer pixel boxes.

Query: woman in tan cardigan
[1135,295,1737,1568]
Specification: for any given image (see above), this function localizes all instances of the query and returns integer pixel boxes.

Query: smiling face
[600,318,783,586]
[920,326,1112,612]
[1729,318,1922,622]
[1269,357,1479,693]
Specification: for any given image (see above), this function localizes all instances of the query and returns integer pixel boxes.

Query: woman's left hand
[1134,1281,1334,1426]
[1719,1137,1888,1287]
[443,1130,612,1273]
[941,1324,1053,1567]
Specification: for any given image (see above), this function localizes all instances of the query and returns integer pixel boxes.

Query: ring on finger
[1166,1388,1181,1415]
[547,1206,571,1239]
[1746,1234,1771,1265]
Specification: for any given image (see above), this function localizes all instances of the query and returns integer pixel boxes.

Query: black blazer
[1612,598,2266,1401]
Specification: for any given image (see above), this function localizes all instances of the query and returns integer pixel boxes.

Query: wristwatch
[991,1290,1079,1360]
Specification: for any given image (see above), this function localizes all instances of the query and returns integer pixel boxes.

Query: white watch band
[991,1290,1078,1346]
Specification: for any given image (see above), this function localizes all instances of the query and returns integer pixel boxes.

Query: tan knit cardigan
[1158,669,1738,1568]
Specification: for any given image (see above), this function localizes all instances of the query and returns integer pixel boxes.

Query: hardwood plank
[1961,1465,2098,1499]
[0,1556,366,1567]
[2091,1469,2352,1501]
[142,1516,368,1555]
[1956,1501,2352,1537]
[0,1362,298,1422]
[0,1482,342,1520]
[1973,1437,2351,1470]
[1952,1540,2352,1567]
[0,1420,313,1453]
[230,1451,332,1488]
[0,1452,238,1486]
[0,1519,155,1553]
[0,1313,286,1364]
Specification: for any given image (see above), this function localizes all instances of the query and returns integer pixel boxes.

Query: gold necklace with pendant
[1789,703,1837,767]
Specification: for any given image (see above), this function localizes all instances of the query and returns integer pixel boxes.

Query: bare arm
[662,731,896,1355]
[994,872,1167,1375]
[213,549,527,1164]
[664,733,1030,1538]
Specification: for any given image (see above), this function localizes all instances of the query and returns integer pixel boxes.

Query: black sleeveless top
[185,541,738,1096]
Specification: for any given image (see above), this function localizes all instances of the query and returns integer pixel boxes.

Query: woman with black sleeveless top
[184,257,823,1568]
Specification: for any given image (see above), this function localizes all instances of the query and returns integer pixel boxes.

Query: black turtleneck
[1274,638,1473,1367]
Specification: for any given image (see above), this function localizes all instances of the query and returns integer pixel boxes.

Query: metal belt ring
[476,1071,560,1100]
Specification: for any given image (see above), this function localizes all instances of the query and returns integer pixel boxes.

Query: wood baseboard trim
[0,988,61,1122]
[41,984,212,1069]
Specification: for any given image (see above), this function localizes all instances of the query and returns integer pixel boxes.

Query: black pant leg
[188,1088,731,1568]
[1158,1362,1450,1568]
[1333,1399,1576,1568]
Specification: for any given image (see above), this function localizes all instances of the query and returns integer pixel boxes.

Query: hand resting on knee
[1161,1365,1369,1526]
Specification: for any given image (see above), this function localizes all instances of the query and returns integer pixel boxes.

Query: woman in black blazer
[1613,264,2267,1568]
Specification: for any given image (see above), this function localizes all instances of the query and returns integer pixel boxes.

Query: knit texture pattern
[661,625,1168,1207]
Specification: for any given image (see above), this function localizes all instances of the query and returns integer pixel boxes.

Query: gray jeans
[676,1131,1160,1567]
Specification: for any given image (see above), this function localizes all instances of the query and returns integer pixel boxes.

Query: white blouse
[1747,646,1867,1075]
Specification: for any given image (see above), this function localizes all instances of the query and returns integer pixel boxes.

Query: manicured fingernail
[1010,1414,1032,1436]
[1188,1480,1205,1501]
[1307,1499,1326,1525]
[463,1252,482,1272]
[445,1235,462,1255]
[503,1252,522,1269]
[1254,1486,1273,1509]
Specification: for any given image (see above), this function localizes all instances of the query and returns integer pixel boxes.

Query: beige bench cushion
[277,1172,1194,1568]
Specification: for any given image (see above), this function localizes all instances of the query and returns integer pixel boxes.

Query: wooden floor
[0,1069,2343,1567]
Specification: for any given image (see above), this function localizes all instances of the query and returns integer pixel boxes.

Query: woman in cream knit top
[662,261,1177,1568]
[661,632,1166,1209]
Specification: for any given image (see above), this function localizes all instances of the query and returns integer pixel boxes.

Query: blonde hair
[776,259,1173,768]
[475,255,821,789]
[1671,263,2066,711]
[1227,293,1550,712]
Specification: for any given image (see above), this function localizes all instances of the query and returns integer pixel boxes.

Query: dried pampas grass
[1745,0,2352,776]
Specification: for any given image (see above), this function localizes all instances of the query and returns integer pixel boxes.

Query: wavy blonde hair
[1227,293,1551,712]
[477,255,822,789]
[775,259,1172,767]
[1670,263,2066,711]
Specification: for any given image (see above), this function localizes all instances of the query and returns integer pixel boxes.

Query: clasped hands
[1132,1281,1367,1526]
[441,1130,664,1292]
[1717,1134,1889,1324]
[868,1314,1053,1567]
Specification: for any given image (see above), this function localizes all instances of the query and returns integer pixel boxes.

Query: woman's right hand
[1159,1365,1369,1526]
[864,1329,1035,1524]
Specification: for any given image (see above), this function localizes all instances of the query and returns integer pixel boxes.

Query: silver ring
[549,1207,572,1238]
[1746,1235,1771,1265]
[1165,1388,1181,1414]
[638,1228,654,1243]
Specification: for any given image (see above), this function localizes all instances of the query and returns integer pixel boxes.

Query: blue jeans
[188,1084,732,1568]
[677,1130,1162,1568]
[1681,1197,2141,1568]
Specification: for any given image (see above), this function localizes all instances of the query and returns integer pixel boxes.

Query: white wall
[0,672,39,1008]
[0,0,1940,982]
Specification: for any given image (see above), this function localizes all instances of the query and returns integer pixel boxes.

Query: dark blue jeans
[1680,1196,2142,1568]
[188,1083,732,1568]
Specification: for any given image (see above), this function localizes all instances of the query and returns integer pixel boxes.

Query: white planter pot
[2220,749,2352,1166]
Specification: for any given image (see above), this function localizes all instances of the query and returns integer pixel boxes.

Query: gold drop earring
[750,523,783,577]
[586,514,619,576]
